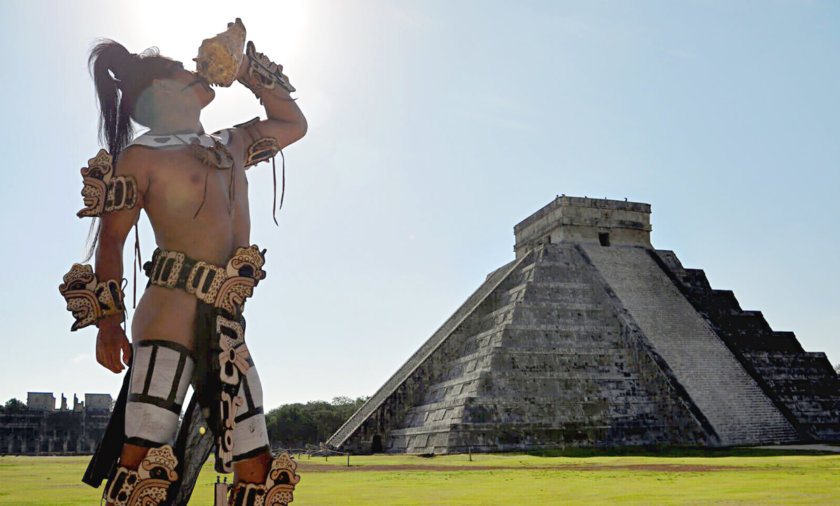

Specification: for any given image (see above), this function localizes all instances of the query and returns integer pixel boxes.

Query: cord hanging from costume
[132,221,142,308]
[174,134,235,219]
[235,116,286,226]
[272,149,285,226]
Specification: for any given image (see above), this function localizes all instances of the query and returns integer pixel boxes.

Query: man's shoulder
[114,145,157,177]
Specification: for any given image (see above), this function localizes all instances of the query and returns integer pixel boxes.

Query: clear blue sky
[0,0,837,410]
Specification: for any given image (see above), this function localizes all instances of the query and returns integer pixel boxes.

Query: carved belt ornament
[144,245,266,316]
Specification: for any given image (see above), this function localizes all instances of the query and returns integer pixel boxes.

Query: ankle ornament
[104,445,179,506]
[228,452,300,506]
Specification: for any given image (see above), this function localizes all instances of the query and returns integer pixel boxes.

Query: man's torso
[125,131,251,348]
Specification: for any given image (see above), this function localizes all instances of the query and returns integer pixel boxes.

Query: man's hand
[236,53,249,82]
[96,317,132,373]
[232,42,306,154]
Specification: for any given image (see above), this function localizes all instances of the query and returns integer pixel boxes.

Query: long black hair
[88,40,177,158]
[84,41,176,264]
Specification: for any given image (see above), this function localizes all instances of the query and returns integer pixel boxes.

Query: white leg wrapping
[125,340,194,447]
[231,363,270,462]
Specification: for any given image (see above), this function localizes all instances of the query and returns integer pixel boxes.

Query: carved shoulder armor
[77,149,138,218]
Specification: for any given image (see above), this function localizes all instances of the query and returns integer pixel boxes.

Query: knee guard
[227,452,300,506]
[104,445,179,506]
[125,340,194,447]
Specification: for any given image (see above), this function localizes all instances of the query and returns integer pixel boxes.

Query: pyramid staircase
[582,245,798,445]
[654,250,840,442]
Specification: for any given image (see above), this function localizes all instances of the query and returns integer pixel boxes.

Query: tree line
[1,398,26,413]
[265,396,369,448]
[2,395,369,448]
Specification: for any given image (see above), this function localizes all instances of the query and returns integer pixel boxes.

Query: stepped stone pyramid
[327,196,840,453]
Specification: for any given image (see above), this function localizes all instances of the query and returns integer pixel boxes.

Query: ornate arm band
[238,40,296,99]
[59,264,126,331]
[233,117,281,169]
[77,149,138,218]
[245,136,281,169]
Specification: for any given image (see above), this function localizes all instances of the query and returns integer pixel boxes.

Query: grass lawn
[0,448,838,505]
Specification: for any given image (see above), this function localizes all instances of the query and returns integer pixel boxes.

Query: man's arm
[95,147,149,373]
[231,45,307,152]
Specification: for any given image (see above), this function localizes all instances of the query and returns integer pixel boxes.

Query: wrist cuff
[59,264,126,331]
[238,40,296,101]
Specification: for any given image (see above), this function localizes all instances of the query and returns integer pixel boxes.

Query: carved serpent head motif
[59,264,101,331]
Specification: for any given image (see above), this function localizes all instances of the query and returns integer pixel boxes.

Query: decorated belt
[143,245,266,316]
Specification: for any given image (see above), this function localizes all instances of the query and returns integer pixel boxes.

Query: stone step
[532,264,593,284]
[389,424,455,437]
[498,282,529,306]
[523,283,597,304]
[517,300,603,311]
[513,305,609,327]
[505,321,620,333]
[495,262,536,290]
[500,329,624,348]
[403,392,671,430]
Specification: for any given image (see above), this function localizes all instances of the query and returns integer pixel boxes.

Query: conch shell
[195,18,247,87]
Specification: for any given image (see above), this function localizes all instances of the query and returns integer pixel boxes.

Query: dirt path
[751,444,840,453]
[296,462,753,473]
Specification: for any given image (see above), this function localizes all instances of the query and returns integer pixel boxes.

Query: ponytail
[89,40,135,158]
[88,40,176,158]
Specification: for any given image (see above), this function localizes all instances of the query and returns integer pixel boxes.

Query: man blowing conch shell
[59,19,305,506]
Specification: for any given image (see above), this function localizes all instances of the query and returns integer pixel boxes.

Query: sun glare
[117,1,310,71]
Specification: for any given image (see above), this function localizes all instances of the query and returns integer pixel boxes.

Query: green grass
[1,449,839,505]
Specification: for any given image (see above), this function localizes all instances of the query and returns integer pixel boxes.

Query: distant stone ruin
[0,392,113,455]
[327,196,840,453]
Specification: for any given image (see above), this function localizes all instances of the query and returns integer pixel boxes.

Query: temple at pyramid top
[514,196,652,256]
